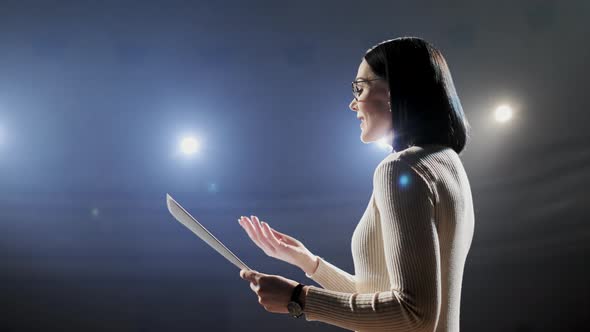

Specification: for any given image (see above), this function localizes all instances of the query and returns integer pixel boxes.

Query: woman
[238,36,474,332]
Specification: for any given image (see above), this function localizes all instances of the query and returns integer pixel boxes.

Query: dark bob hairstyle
[363,36,471,155]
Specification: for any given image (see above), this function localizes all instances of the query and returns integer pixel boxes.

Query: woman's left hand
[239,269,301,314]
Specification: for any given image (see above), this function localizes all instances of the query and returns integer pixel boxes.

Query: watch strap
[290,283,305,309]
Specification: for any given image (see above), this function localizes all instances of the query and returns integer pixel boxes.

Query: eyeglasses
[351,78,385,101]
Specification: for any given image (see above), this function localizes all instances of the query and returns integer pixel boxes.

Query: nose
[349,98,359,112]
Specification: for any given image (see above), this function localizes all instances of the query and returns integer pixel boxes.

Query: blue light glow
[399,173,411,188]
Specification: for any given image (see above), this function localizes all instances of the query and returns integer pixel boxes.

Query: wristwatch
[287,283,305,318]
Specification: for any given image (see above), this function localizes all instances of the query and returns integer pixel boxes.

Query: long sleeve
[305,255,357,293]
[303,158,442,332]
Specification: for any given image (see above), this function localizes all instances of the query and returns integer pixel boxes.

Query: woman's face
[349,58,393,145]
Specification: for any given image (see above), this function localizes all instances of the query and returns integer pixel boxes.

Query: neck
[383,131,394,150]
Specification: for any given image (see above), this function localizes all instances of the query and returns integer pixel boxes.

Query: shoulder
[373,146,442,202]
[371,155,437,221]
[373,155,431,195]
[373,146,433,183]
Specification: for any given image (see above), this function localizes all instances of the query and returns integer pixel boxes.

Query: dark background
[0,0,588,331]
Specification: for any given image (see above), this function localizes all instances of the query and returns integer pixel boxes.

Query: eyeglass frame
[351,78,386,101]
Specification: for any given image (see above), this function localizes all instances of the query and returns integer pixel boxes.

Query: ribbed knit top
[302,144,474,332]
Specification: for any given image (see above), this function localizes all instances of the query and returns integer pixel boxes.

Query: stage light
[180,136,200,155]
[91,208,100,218]
[494,104,513,123]
[376,137,393,151]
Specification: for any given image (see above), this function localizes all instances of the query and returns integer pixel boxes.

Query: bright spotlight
[180,136,200,155]
[376,137,393,151]
[494,104,513,123]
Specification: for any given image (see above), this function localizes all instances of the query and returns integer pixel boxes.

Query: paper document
[166,193,252,271]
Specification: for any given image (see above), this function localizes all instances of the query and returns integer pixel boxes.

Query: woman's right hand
[238,215,318,274]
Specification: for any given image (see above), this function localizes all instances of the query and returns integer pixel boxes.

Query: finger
[269,227,286,241]
[270,227,295,244]
[250,215,265,239]
[240,269,251,280]
[261,221,282,247]
[240,216,268,250]
[242,216,262,243]
[258,220,278,250]
[268,227,282,238]
[240,269,260,284]
[250,282,259,293]
[238,217,258,241]
[268,226,288,239]
[249,216,275,252]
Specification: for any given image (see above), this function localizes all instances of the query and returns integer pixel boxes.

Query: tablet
[166,193,252,271]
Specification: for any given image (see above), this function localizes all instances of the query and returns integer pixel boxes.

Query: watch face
[287,301,302,316]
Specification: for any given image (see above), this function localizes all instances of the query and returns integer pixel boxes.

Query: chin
[360,132,375,144]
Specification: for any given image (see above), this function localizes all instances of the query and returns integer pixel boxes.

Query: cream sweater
[303,144,474,332]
